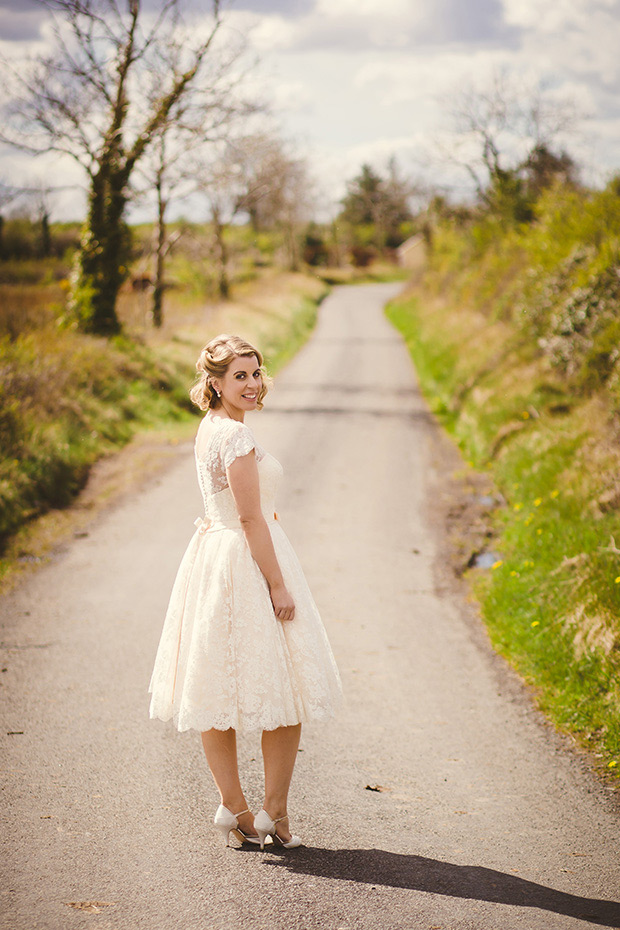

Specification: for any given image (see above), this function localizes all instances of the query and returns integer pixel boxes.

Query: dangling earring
[215,388,221,398]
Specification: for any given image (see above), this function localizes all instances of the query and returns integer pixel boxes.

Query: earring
[215,388,221,397]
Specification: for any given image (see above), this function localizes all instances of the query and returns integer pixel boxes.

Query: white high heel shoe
[254,809,302,850]
[213,805,265,847]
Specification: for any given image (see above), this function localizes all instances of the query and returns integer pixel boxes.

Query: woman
[149,334,342,850]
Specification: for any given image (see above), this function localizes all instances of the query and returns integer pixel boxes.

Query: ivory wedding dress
[148,414,343,733]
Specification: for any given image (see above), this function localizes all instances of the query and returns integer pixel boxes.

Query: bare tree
[235,134,314,270]
[438,69,579,206]
[134,64,261,326]
[1,0,250,334]
[194,137,263,300]
[192,132,313,296]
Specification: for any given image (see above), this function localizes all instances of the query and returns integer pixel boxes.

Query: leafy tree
[521,144,579,201]
[339,160,413,253]
[302,222,329,267]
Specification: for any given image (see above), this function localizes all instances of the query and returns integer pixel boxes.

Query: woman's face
[216,355,262,416]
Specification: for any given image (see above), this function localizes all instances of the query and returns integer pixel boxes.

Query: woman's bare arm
[227,451,295,622]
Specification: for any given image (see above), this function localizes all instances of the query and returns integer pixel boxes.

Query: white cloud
[503,0,620,30]
[2,0,619,220]
[316,0,415,15]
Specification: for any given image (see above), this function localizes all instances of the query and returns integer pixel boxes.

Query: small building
[396,234,425,269]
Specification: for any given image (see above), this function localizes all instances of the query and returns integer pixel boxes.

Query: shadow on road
[263,848,620,927]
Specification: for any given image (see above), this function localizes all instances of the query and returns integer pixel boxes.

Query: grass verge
[387,288,620,785]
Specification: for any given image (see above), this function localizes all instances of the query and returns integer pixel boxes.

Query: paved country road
[2,283,620,930]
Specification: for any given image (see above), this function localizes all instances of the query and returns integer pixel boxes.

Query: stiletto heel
[215,821,234,846]
[255,823,270,851]
[213,805,265,846]
[254,809,302,850]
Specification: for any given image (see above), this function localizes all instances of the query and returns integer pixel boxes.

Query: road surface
[2,283,620,930]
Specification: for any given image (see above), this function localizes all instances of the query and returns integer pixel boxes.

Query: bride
[149,333,342,849]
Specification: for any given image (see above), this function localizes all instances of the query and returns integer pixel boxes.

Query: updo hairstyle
[189,333,269,411]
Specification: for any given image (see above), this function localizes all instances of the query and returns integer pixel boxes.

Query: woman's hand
[270,583,295,622]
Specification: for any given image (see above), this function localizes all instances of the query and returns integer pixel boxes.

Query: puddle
[469,550,502,569]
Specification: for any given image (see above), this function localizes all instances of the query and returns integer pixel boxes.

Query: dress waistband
[194,515,276,535]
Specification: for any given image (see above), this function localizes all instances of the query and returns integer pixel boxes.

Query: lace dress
[148,414,343,733]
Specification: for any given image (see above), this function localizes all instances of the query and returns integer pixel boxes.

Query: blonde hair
[189,334,269,411]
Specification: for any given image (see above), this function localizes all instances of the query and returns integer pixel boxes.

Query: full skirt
[148,523,343,733]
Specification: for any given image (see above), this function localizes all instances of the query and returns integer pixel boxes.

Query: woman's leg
[261,723,301,842]
[201,728,256,836]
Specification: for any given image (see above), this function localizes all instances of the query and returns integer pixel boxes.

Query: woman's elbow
[239,512,265,530]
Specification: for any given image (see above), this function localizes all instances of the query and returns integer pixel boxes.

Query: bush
[0,327,195,547]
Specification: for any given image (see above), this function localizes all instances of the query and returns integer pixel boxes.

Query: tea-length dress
[148,414,343,733]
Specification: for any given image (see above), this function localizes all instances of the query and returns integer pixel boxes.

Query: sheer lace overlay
[148,415,343,733]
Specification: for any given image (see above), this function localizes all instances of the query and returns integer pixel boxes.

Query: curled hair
[189,333,269,411]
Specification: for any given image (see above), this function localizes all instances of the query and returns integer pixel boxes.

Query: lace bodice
[194,415,281,527]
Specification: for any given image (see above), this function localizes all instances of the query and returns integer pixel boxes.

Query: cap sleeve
[221,421,256,469]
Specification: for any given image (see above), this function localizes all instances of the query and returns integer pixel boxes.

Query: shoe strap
[273,814,288,824]
[234,808,250,818]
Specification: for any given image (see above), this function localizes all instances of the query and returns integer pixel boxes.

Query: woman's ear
[211,379,221,398]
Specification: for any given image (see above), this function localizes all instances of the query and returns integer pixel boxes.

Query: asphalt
[2,282,620,930]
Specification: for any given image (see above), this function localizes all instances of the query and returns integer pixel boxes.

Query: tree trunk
[152,172,166,328]
[39,209,51,258]
[69,165,130,335]
[213,210,230,300]
[285,221,299,272]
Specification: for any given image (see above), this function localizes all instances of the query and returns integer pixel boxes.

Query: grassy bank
[387,180,620,780]
[0,265,328,580]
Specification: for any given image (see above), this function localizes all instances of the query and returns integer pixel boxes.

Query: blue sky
[1,0,619,220]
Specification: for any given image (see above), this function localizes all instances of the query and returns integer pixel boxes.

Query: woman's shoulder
[221,420,261,469]
[195,413,248,457]
[216,416,255,447]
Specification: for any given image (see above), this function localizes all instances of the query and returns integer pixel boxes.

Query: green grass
[0,329,195,552]
[316,262,410,287]
[260,294,325,373]
[386,194,620,780]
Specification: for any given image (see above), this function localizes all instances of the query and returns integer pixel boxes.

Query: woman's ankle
[221,796,248,815]
[263,801,288,820]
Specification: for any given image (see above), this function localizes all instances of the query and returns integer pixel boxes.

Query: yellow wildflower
[550,490,559,498]
[510,570,519,577]
[615,577,620,584]
[524,516,533,526]
[492,560,503,570]
[513,503,523,512]
[531,620,540,628]
[608,761,618,769]
[522,411,530,419]
[537,529,543,535]
[534,498,542,507]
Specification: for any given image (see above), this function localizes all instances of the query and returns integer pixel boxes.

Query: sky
[0,0,619,221]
